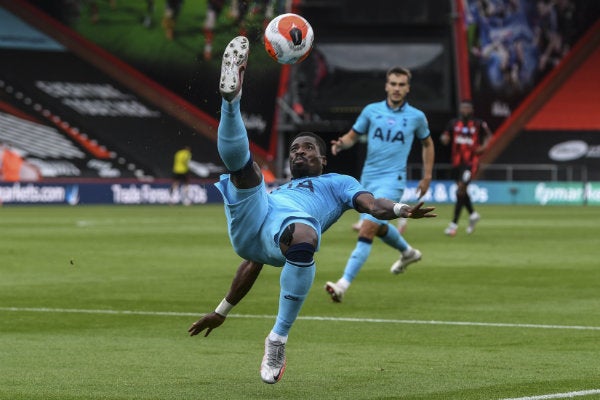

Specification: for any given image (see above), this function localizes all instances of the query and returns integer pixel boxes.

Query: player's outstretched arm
[398,201,437,219]
[330,129,359,156]
[188,260,263,337]
[416,136,434,199]
[354,193,437,220]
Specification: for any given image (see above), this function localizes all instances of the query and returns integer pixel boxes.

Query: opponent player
[187,37,436,384]
[440,100,492,235]
[324,67,434,303]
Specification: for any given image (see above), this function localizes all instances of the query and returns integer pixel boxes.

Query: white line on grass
[2,307,600,331]
[500,389,600,399]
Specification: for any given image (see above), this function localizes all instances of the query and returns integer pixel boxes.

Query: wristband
[215,298,234,317]
[393,203,409,217]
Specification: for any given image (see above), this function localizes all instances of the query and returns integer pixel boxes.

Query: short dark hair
[291,132,326,155]
[387,66,412,83]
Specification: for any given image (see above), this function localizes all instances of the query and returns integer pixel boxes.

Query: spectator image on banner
[464,0,599,129]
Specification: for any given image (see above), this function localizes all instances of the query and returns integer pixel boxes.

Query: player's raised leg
[217,36,262,190]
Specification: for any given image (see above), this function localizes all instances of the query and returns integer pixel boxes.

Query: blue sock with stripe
[273,243,316,337]
[379,222,409,252]
[342,238,372,283]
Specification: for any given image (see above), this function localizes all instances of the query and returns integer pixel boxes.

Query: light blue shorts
[360,181,404,225]
[215,175,321,267]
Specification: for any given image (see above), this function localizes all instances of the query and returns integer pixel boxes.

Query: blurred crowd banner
[1,180,598,206]
[464,0,599,131]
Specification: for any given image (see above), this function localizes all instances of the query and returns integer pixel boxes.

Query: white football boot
[220,36,249,102]
[260,337,287,384]
[390,248,422,275]
[324,281,345,303]
[444,222,458,237]
[466,212,480,234]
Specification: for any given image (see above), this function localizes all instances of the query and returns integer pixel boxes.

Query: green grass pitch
[1,204,599,399]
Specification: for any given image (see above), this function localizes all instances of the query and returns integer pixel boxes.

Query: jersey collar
[386,99,407,112]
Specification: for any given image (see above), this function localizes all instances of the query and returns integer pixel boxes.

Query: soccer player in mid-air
[439,100,492,236]
[324,67,435,303]
[187,36,436,384]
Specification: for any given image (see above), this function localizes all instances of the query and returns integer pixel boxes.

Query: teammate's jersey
[443,117,489,169]
[269,173,368,233]
[353,100,430,189]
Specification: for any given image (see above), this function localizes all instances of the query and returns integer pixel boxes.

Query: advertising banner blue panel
[1,180,598,206]
[0,182,223,205]
[400,181,596,206]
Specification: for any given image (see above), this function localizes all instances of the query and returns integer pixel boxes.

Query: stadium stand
[0,0,227,180]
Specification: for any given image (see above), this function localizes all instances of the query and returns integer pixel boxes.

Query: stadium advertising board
[0,182,222,205]
[401,181,600,206]
[491,131,600,181]
[2,181,598,206]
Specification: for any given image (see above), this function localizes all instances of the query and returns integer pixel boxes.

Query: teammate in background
[187,37,436,384]
[170,145,192,204]
[324,66,435,303]
[440,100,492,236]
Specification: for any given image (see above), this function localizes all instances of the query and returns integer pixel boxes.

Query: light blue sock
[379,222,409,252]
[273,261,315,337]
[217,98,250,171]
[341,239,372,283]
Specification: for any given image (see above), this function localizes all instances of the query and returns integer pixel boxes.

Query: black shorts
[172,172,189,183]
[451,165,474,184]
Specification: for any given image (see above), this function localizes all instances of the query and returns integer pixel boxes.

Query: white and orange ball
[264,13,314,64]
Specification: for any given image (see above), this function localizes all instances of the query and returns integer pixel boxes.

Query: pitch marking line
[500,389,600,399]
[2,307,600,331]
[3,308,597,399]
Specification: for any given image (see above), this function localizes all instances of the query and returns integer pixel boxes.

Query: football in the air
[264,13,314,64]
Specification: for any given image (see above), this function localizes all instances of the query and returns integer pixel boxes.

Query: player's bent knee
[375,223,389,237]
[284,242,315,266]
[279,223,318,254]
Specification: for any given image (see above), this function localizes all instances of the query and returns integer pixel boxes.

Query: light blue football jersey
[216,172,369,266]
[353,100,430,189]
[269,173,369,233]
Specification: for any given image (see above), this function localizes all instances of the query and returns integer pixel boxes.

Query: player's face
[460,103,473,118]
[385,73,410,107]
[289,136,326,178]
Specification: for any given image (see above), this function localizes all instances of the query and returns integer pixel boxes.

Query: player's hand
[416,178,431,199]
[330,138,343,156]
[439,132,450,146]
[404,201,437,219]
[188,312,226,337]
